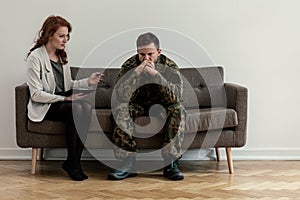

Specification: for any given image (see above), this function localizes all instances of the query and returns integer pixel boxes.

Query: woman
[26,15,103,181]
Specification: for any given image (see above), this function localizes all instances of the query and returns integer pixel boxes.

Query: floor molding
[1,148,300,160]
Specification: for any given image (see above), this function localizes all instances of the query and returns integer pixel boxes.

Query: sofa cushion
[91,107,238,135]
[71,67,119,109]
[89,109,112,133]
[182,86,226,109]
[83,107,238,149]
[27,120,65,135]
[185,107,238,133]
[180,67,226,108]
[88,110,164,135]
[28,109,113,135]
[27,107,238,136]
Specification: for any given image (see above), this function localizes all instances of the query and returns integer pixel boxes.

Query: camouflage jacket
[115,54,183,107]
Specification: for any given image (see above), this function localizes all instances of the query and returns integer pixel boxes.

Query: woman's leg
[60,101,92,179]
[45,101,92,181]
[69,101,92,173]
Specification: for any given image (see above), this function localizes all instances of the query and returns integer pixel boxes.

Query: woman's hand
[88,72,104,86]
[64,93,87,101]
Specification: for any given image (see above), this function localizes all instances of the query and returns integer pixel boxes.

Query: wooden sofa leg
[215,147,220,161]
[38,148,44,161]
[31,148,37,175]
[225,147,234,174]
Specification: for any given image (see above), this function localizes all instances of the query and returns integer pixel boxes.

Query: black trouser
[45,100,92,169]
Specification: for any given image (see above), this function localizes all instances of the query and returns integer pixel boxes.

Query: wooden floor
[0,160,300,200]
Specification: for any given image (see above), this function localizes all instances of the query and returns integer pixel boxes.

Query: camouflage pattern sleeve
[115,56,141,102]
[153,57,183,104]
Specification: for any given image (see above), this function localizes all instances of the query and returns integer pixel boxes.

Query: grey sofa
[15,66,248,174]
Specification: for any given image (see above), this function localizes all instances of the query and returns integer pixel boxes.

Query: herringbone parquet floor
[0,160,300,200]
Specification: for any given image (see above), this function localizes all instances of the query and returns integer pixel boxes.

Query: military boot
[108,156,137,180]
[163,159,184,181]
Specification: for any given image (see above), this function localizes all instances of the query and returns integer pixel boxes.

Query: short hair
[136,32,160,49]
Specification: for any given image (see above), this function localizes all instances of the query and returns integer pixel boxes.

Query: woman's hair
[27,15,72,65]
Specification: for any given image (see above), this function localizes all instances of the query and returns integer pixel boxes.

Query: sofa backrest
[180,67,226,108]
[71,66,226,109]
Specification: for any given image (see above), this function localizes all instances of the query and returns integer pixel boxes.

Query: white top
[26,45,90,122]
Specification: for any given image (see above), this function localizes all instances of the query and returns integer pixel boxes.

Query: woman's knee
[81,101,92,112]
[72,102,83,114]
[73,101,93,116]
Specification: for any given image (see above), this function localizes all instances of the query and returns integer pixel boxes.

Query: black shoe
[108,156,137,180]
[79,169,88,180]
[62,161,85,181]
[163,160,184,181]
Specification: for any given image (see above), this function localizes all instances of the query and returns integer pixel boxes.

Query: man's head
[136,32,161,63]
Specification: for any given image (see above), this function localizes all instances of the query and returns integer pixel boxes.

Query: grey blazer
[26,45,91,122]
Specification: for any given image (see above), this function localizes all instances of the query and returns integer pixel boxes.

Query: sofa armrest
[224,83,248,147]
[15,83,30,147]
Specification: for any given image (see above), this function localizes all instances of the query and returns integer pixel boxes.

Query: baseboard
[230,148,300,160]
[1,148,300,160]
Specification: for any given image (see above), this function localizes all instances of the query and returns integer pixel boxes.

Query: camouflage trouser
[112,102,185,160]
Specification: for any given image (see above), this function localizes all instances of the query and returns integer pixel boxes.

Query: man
[108,32,185,181]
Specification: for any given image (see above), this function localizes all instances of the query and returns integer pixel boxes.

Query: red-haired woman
[26,15,103,181]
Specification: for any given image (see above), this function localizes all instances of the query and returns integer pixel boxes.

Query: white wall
[1,0,300,160]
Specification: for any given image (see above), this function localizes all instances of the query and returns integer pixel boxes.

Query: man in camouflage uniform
[108,32,185,181]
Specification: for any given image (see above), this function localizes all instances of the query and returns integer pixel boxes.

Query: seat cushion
[91,107,238,135]
[89,109,112,133]
[28,109,113,135]
[27,107,238,136]
[89,110,164,135]
[28,120,65,135]
[185,107,238,133]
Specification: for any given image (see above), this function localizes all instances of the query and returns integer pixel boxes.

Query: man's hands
[135,60,158,76]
